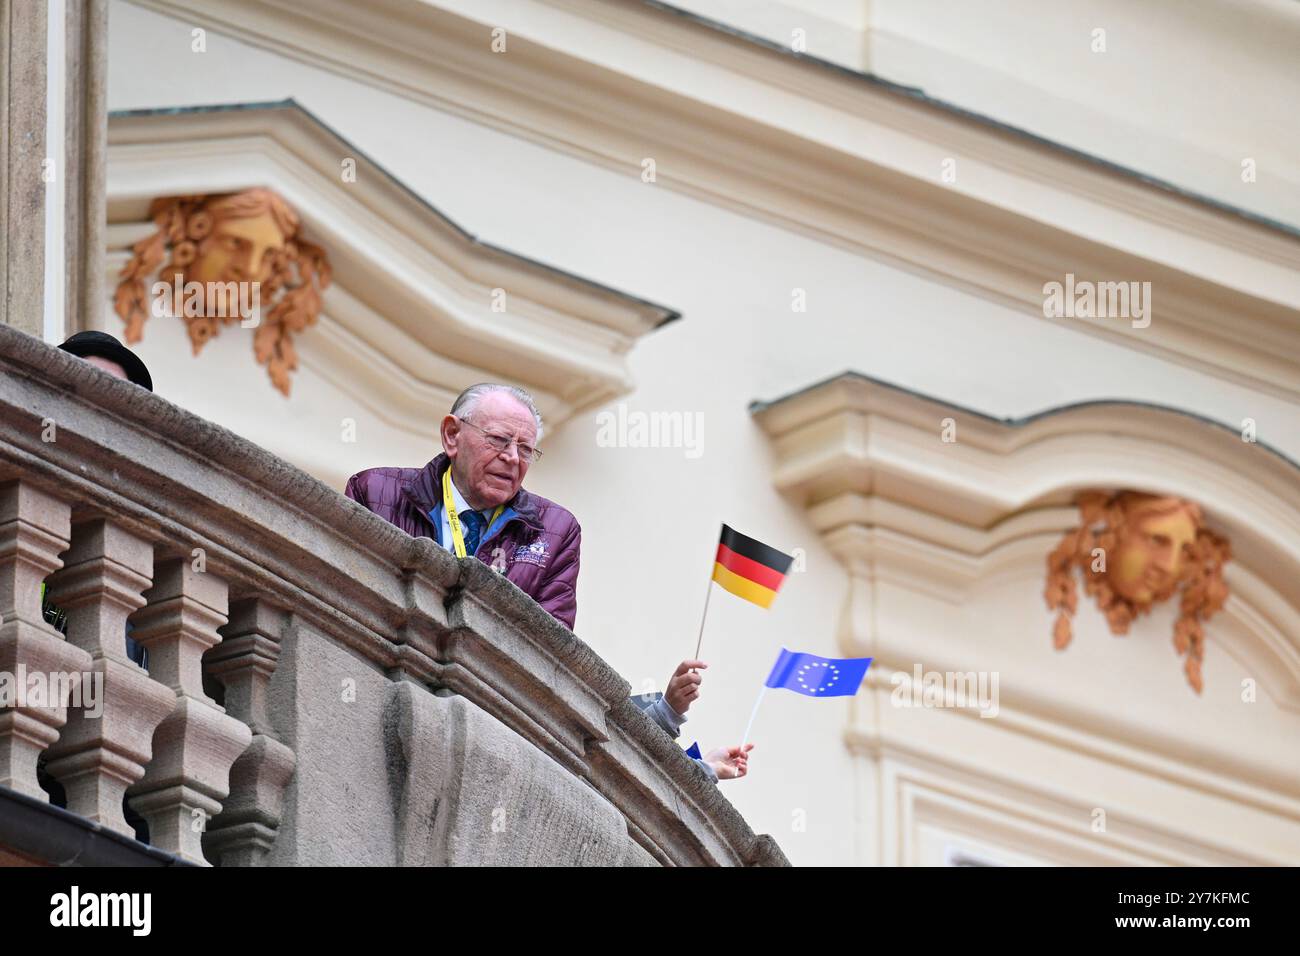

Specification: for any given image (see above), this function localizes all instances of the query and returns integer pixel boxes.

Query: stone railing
[0,326,787,866]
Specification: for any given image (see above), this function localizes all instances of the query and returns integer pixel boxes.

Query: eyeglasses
[456,417,543,462]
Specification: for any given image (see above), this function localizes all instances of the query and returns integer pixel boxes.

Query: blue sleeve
[647,695,686,739]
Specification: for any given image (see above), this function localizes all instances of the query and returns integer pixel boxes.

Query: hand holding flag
[704,744,754,780]
[665,659,707,715]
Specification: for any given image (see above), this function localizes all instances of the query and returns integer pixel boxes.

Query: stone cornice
[751,371,1300,623]
[127,0,1300,401]
[105,101,677,430]
[752,373,1300,545]
[0,326,781,866]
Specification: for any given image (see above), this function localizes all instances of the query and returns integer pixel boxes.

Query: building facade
[3,0,1298,866]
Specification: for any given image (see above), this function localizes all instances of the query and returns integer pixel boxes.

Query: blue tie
[459,508,484,557]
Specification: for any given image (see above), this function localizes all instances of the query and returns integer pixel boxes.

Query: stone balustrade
[0,325,787,867]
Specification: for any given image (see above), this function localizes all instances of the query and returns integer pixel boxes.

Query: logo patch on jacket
[513,538,549,567]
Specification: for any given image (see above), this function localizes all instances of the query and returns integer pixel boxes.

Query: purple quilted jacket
[344,452,581,630]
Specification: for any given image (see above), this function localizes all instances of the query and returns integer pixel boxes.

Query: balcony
[0,325,786,867]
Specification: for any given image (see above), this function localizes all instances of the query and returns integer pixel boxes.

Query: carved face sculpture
[188,201,288,286]
[1108,495,1199,604]
[1044,489,1231,693]
[115,187,332,396]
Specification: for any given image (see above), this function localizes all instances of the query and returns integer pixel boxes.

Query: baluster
[42,519,176,835]
[0,482,92,799]
[126,557,251,864]
[202,598,296,866]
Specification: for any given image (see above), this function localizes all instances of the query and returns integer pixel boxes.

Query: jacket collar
[405,452,545,531]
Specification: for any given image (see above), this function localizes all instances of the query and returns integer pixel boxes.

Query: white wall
[105,0,1300,865]
[669,0,1300,230]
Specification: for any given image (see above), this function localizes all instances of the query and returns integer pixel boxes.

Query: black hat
[58,331,153,392]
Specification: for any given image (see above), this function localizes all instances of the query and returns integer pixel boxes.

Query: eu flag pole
[741,647,873,748]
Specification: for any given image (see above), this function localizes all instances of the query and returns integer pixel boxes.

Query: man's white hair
[451,383,544,441]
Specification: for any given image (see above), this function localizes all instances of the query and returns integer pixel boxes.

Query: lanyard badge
[442,468,505,558]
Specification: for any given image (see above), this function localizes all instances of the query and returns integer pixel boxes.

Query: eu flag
[764,648,872,698]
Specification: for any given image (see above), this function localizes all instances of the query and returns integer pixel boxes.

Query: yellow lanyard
[443,468,504,558]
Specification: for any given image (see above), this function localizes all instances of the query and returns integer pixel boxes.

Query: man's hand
[704,744,753,780]
[664,659,707,715]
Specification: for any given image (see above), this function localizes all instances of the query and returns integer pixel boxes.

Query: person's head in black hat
[58,331,153,392]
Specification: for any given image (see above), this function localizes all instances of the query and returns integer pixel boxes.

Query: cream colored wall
[667,0,1300,230]
[860,568,1300,865]
[104,0,1300,865]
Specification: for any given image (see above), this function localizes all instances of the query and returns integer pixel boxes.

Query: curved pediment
[103,100,677,436]
[752,373,1298,543]
[752,373,1300,711]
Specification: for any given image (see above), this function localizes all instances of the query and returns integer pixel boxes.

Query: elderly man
[346,383,752,782]
[345,383,579,627]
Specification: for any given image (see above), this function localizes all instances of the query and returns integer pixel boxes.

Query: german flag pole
[692,555,716,661]
[694,524,796,659]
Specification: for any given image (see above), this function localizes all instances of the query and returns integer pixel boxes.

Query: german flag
[712,524,794,609]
